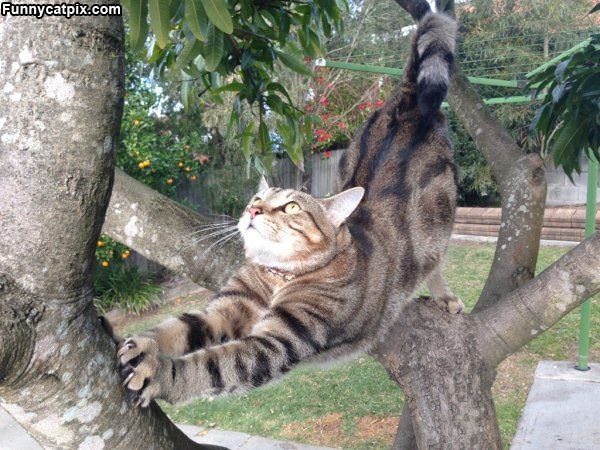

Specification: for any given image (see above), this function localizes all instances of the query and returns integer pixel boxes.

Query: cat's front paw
[117,336,171,407]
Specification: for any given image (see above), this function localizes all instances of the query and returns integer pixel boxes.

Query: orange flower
[97,240,105,247]
[178,162,184,168]
[190,175,197,181]
[166,178,174,185]
[101,261,109,267]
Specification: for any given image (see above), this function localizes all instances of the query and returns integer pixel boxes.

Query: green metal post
[577,153,598,371]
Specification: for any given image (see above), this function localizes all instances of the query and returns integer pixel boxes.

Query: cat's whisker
[193,226,238,240]
[200,230,239,256]
[182,226,238,249]
[188,222,236,236]
[206,212,234,220]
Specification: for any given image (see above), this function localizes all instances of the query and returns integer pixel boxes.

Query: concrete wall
[546,156,599,206]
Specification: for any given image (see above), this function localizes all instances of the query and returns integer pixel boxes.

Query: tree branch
[476,231,600,366]
[103,169,244,290]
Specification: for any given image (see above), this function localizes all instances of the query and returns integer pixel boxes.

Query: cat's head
[238,177,364,272]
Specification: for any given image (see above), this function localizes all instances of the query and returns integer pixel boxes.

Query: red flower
[315,128,326,136]
[375,100,385,108]
[320,97,329,107]
[305,103,312,112]
[337,122,347,129]
[316,77,325,84]
[324,150,332,158]
[358,103,368,110]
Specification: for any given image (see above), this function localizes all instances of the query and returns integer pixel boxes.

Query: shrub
[93,266,162,315]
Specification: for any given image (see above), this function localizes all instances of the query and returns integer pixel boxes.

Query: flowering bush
[304,66,393,153]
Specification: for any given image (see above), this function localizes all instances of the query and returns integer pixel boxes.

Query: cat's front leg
[118,296,342,406]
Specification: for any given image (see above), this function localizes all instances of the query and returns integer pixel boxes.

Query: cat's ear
[258,175,269,193]
[321,187,365,227]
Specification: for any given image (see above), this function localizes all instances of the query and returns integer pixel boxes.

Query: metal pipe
[577,152,598,371]
[317,59,520,88]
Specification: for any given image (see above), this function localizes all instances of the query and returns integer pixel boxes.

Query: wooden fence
[177,150,346,216]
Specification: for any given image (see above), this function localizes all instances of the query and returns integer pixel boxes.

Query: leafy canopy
[121,0,347,171]
[529,31,600,178]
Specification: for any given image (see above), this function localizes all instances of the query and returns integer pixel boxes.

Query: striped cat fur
[112,10,463,407]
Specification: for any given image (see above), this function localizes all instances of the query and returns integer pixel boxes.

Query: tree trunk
[375,300,502,449]
[386,1,547,446]
[0,6,220,449]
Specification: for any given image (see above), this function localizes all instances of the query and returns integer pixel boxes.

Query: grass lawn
[119,242,600,449]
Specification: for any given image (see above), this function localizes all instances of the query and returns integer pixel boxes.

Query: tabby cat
[114,9,463,407]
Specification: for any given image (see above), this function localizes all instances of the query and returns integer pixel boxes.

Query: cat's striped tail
[404,11,457,119]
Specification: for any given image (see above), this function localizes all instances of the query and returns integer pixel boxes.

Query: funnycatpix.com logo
[1,2,121,19]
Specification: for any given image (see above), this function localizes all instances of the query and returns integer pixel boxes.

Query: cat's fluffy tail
[404,11,457,119]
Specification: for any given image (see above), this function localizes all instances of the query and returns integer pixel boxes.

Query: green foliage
[118,48,208,198]
[121,0,348,169]
[529,34,600,178]
[94,266,162,315]
[447,111,500,205]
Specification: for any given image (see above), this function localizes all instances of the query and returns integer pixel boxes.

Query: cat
[113,10,463,407]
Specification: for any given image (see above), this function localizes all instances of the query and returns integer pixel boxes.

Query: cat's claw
[117,336,168,407]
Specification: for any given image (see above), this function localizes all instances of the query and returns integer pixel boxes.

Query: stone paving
[511,361,600,450]
[0,406,336,450]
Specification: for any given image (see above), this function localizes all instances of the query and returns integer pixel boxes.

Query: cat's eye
[284,202,301,214]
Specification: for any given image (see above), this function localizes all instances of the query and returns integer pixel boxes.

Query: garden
[1,0,599,449]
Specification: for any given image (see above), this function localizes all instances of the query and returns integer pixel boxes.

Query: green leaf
[174,36,202,74]
[552,118,586,177]
[276,51,312,76]
[240,123,253,160]
[258,120,270,156]
[124,0,149,51]
[204,23,224,71]
[200,0,233,34]
[213,81,244,93]
[267,82,294,105]
[185,0,208,41]
[180,71,194,110]
[148,0,172,49]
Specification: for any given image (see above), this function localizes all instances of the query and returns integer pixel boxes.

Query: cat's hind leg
[426,265,464,314]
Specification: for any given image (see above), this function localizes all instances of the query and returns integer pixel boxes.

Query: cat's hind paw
[433,295,465,315]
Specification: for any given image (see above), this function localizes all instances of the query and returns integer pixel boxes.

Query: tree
[120,0,348,170]
[0,5,221,449]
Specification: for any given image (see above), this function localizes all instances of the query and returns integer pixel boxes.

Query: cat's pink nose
[249,207,263,219]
